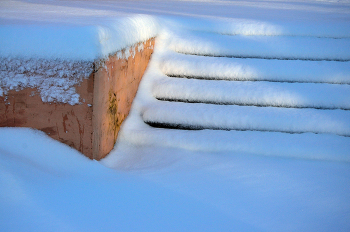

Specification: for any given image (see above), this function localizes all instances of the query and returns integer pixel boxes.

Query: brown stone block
[0,37,155,160]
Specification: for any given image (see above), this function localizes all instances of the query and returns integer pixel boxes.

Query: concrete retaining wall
[0,38,155,160]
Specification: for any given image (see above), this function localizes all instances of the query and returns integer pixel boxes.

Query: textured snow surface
[0,58,93,104]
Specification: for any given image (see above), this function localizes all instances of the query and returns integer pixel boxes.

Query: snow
[0,0,158,104]
[153,74,350,109]
[0,1,159,61]
[165,29,350,61]
[160,16,350,38]
[1,128,350,231]
[106,126,350,163]
[1,0,350,231]
[142,101,350,135]
[160,51,350,84]
[1,128,241,232]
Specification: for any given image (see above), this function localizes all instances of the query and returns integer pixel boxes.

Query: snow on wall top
[0,0,159,61]
[0,0,159,105]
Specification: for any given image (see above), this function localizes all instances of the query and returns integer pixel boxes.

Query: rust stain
[107,90,118,141]
[56,122,60,138]
[107,90,128,144]
[62,114,68,133]
[76,117,84,153]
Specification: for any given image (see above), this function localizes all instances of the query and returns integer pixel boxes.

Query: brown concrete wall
[93,38,155,160]
[0,76,94,158]
[0,37,155,160]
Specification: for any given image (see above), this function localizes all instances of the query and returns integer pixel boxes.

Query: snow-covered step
[159,53,350,84]
[142,101,350,136]
[152,76,350,110]
[166,31,350,61]
[119,125,350,162]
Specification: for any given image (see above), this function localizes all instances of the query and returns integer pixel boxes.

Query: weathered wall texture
[92,38,155,160]
[0,38,155,160]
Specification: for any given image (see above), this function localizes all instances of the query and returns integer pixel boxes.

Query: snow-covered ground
[1,0,350,231]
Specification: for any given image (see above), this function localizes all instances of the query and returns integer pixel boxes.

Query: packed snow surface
[0,0,159,60]
[1,0,350,231]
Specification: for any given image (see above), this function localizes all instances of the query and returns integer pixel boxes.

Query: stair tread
[142,101,350,136]
[153,75,350,110]
[160,52,350,84]
[167,31,350,61]
[119,124,350,162]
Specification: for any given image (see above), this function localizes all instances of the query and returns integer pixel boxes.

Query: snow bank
[2,127,349,232]
[0,127,245,232]
[0,128,97,176]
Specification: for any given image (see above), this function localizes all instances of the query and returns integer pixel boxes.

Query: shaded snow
[1,128,350,232]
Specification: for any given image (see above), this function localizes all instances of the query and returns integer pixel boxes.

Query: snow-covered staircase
[113,28,350,162]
